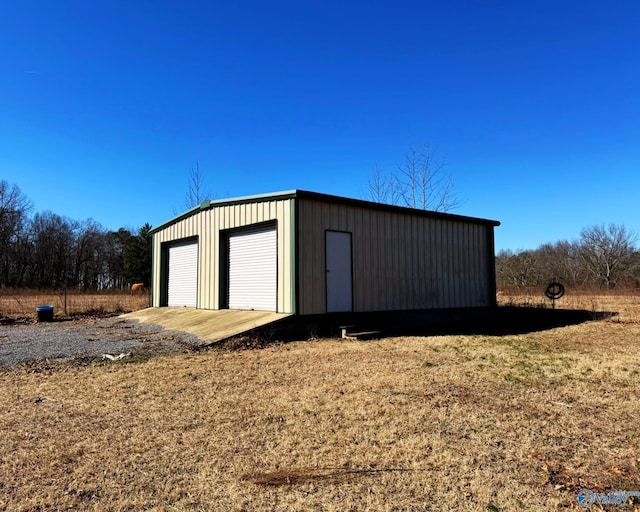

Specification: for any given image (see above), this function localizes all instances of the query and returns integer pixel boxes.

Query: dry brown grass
[498,286,640,324]
[0,289,149,319]
[1,293,640,511]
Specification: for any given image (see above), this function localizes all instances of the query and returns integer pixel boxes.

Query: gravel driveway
[0,316,204,368]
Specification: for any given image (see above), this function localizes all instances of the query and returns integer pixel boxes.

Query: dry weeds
[1,293,640,511]
[0,289,149,319]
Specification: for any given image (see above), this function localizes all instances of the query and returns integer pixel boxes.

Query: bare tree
[365,145,460,212]
[366,165,388,204]
[536,241,588,287]
[184,162,210,209]
[495,224,640,290]
[496,249,542,288]
[578,224,637,288]
[71,219,108,289]
[0,179,157,290]
[0,181,33,287]
[28,211,75,288]
[365,165,401,205]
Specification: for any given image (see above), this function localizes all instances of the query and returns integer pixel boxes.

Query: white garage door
[228,226,277,311]
[168,241,198,307]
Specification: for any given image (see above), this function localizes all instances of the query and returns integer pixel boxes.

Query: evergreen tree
[123,223,153,286]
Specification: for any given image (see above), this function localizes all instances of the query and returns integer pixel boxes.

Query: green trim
[149,203,205,234]
[486,226,498,307]
[290,199,297,315]
[218,232,229,309]
[159,242,169,306]
[150,235,155,306]
[208,190,297,206]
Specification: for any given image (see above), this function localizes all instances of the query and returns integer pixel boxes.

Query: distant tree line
[0,180,151,290]
[4,179,638,292]
[496,224,640,289]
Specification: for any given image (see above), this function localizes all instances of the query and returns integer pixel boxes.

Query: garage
[167,240,198,307]
[227,225,277,311]
[151,190,500,315]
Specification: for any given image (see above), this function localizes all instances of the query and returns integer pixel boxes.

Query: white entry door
[228,226,277,311]
[167,240,198,307]
[326,231,352,312]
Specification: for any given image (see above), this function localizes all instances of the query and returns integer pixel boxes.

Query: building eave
[151,189,500,234]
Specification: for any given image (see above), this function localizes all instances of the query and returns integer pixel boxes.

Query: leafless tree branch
[364,145,461,212]
[185,161,211,209]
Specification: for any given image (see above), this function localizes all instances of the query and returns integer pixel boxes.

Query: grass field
[0,288,149,319]
[1,290,639,511]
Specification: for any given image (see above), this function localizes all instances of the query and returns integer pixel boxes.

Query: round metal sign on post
[545,281,565,309]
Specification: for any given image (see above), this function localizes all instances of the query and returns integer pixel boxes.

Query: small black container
[36,305,54,322]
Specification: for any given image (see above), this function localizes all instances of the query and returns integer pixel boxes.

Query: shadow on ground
[370,307,617,339]
[251,306,618,344]
[420,306,616,337]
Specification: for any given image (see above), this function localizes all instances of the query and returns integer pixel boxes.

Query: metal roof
[151,189,500,233]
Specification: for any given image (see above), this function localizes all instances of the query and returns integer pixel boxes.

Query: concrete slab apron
[122,308,291,344]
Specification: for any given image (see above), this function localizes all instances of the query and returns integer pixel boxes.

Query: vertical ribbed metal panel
[151,198,293,312]
[228,227,277,311]
[168,241,198,307]
[152,195,493,315]
[296,199,494,314]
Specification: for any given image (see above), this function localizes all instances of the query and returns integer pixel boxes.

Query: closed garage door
[168,240,198,307]
[228,226,277,311]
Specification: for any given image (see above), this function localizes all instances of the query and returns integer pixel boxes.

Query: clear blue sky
[1,1,638,251]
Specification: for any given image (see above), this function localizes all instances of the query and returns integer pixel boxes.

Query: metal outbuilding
[150,190,500,321]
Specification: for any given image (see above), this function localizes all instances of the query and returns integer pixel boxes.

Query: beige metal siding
[152,199,294,313]
[297,199,493,314]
